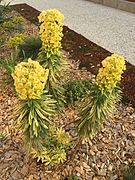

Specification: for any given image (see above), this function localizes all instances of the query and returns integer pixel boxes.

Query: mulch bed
[11,3,135,108]
[126,0,135,2]
[0,5,135,180]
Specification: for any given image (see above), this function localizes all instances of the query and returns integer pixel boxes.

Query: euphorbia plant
[76,54,126,137]
[38,9,65,86]
[7,33,27,49]
[38,9,67,110]
[1,16,24,34]
[12,58,71,165]
[12,58,56,152]
[31,126,71,165]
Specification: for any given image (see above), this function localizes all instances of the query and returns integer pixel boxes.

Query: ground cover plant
[0,3,135,180]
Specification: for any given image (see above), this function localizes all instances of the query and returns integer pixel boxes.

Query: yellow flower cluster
[2,21,14,29]
[12,58,49,100]
[38,9,64,57]
[2,16,24,29]
[7,33,27,48]
[96,54,126,93]
[0,36,5,44]
[56,127,71,145]
[32,147,67,164]
[31,148,50,163]
[12,16,24,24]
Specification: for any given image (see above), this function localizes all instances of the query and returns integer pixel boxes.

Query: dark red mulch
[11,3,135,107]
[126,0,135,2]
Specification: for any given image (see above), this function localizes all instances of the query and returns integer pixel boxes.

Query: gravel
[3,0,135,65]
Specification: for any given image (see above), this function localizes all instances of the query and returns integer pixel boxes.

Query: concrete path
[3,0,135,65]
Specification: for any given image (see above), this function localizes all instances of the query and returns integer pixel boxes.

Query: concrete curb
[86,0,135,13]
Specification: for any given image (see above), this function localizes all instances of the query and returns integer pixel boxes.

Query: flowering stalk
[38,9,66,111]
[38,9,65,87]
[12,59,56,152]
[77,54,126,138]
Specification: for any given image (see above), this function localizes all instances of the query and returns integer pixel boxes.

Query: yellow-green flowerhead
[12,16,24,24]
[31,147,67,165]
[2,21,14,29]
[12,58,49,100]
[38,9,64,57]
[56,127,71,145]
[96,54,126,93]
[7,33,27,48]
[31,148,50,163]
[0,36,5,44]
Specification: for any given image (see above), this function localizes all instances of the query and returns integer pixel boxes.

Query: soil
[11,3,135,108]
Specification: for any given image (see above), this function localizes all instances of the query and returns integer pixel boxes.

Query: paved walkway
[4,0,135,65]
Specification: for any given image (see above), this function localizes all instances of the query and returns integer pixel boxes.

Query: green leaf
[35,108,47,120]
[17,108,27,123]
[28,111,33,125]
